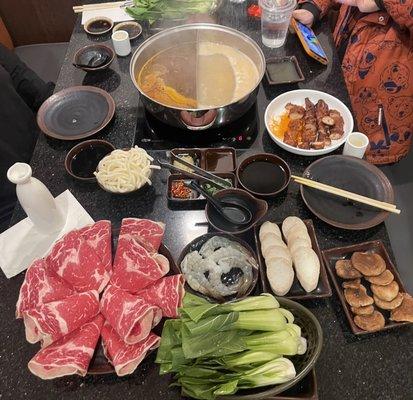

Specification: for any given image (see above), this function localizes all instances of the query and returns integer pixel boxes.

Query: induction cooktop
[133,85,268,151]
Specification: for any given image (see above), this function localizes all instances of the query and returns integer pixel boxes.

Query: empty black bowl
[206,188,268,234]
[73,44,115,72]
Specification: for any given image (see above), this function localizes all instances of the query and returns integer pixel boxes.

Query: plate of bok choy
[155,293,322,400]
[125,0,222,24]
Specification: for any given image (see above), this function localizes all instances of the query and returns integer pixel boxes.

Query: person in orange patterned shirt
[294,0,413,164]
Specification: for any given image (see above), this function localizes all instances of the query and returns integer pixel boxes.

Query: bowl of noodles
[94,146,160,194]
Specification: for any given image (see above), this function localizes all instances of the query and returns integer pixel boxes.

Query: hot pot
[130,23,266,131]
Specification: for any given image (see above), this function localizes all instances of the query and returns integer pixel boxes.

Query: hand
[292,9,315,27]
[337,0,380,13]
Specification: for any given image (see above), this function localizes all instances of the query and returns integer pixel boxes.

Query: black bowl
[237,153,291,197]
[65,139,115,182]
[176,232,259,303]
[73,44,115,72]
[206,188,268,234]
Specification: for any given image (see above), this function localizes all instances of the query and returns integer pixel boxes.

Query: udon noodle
[95,146,160,193]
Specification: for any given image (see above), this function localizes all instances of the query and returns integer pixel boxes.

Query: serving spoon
[188,181,252,226]
[73,53,109,69]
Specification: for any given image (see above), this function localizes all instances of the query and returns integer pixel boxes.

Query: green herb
[126,0,217,24]
[155,293,307,400]
[202,178,233,196]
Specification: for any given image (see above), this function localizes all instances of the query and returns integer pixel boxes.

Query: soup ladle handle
[187,181,230,217]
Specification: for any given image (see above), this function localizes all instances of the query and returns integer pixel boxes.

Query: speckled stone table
[2,1,412,399]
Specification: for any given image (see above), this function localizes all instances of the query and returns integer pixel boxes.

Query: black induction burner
[133,86,268,150]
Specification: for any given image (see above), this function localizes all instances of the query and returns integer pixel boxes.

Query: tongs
[158,156,233,190]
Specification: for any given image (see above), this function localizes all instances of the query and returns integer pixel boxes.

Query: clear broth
[137,41,259,109]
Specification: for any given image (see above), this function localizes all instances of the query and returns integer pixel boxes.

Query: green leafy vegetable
[156,293,308,400]
[126,0,218,24]
[202,178,233,196]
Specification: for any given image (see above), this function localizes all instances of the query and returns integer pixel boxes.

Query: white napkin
[0,190,94,279]
[81,7,134,25]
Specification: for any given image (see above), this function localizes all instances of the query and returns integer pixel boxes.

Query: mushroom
[297,141,310,149]
[335,259,362,279]
[365,269,394,286]
[321,115,335,126]
[371,281,399,301]
[351,304,374,315]
[351,252,386,276]
[289,112,304,120]
[354,310,385,331]
[287,104,305,119]
[310,141,325,150]
[390,293,413,323]
[323,137,332,147]
[374,292,404,310]
[330,132,344,140]
[344,284,374,307]
[342,279,361,289]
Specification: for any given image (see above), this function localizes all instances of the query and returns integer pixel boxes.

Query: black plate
[300,155,394,230]
[322,240,411,335]
[37,86,116,140]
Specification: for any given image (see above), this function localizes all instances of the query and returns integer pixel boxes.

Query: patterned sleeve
[380,0,413,34]
[298,0,335,18]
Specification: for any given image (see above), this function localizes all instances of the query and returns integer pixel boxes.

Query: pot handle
[179,109,218,131]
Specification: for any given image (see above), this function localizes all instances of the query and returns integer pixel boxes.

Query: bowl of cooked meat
[265,89,354,156]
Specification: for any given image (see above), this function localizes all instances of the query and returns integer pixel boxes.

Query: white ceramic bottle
[7,163,64,233]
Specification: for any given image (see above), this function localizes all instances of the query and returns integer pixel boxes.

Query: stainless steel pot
[130,23,266,131]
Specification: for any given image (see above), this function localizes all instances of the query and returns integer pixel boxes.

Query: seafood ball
[259,221,281,242]
[266,258,295,296]
[282,216,306,238]
[265,246,292,266]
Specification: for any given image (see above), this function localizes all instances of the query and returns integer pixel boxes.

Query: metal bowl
[130,23,265,131]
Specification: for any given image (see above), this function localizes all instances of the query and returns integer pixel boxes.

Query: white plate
[264,89,354,156]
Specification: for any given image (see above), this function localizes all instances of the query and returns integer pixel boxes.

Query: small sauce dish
[206,188,268,234]
[113,21,142,40]
[65,139,115,182]
[237,153,291,197]
[73,44,115,71]
[84,17,114,35]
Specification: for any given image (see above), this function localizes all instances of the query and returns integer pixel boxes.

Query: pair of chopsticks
[158,156,232,190]
[73,1,133,13]
[292,175,400,215]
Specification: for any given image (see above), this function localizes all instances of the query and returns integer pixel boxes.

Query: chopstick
[170,155,233,189]
[158,160,231,190]
[73,1,132,13]
[292,175,400,215]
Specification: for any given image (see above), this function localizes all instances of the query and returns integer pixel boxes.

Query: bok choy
[155,293,308,400]
[126,0,218,24]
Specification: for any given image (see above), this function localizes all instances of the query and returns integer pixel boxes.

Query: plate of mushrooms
[265,89,354,156]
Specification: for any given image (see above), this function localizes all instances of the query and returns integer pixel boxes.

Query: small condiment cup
[111,30,131,57]
[343,132,369,159]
